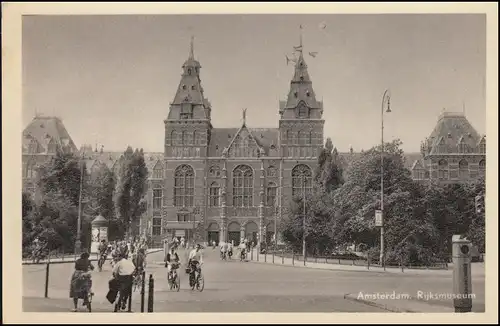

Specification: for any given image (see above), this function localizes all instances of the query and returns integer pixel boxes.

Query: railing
[246,248,450,271]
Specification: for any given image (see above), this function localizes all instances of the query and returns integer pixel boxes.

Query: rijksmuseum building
[22,40,486,247]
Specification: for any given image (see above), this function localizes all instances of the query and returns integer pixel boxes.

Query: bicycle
[97,254,107,272]
[132,269,144,292]
[189,263,204,292]
[82,289,93,312]
[168,263,181,292]
[240,250,246,262]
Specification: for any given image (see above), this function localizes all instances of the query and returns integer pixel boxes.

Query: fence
[23,250,158,312]
[247,248,449,271]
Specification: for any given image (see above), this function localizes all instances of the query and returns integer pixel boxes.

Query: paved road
[23,248,484,312]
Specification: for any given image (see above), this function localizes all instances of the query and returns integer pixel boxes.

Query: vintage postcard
[2,2,498,324]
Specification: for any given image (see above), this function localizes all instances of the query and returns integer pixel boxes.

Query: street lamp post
[75,152,85,255]
[302,175,307,266]
[380,89,391,267]
[274,197,278,250]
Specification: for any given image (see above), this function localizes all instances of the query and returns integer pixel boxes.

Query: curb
[245,259,388,275]
[343,293,415,312]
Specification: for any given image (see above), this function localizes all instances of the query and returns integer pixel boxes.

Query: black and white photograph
[2,2,497,324]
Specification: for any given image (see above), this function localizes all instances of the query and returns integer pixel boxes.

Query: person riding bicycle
[187,244,204,286]
[69,252,95,312]
[165,247,180,281]
[98,240,108,265]
[220,241,228,260]
[112,252,136,311]
[228,241,234,259]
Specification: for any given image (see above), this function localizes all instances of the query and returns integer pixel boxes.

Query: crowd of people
[69,237,149,312]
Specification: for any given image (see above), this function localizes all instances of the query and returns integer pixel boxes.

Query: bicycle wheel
[87,293,92,312]
[196,273,204,292]
[175,273,180,292]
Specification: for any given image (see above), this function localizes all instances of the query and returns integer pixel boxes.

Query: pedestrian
[112,252,136,312]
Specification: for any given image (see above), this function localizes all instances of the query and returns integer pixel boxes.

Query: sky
[22,14,486,153]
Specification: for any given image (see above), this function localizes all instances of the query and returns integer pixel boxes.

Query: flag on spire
[308,52,318,58]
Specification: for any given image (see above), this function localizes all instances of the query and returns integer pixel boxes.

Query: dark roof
[22,116,78,153]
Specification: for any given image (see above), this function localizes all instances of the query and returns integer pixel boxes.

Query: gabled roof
[208,127,279,157]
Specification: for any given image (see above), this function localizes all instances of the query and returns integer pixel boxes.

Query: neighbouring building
[410,111,486,183]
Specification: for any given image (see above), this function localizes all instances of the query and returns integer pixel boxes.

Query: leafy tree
[114,147,148,238]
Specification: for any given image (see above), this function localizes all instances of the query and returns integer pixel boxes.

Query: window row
[282,130,316,145]
[152,164,312,209]
[436,159,486,180]
[170,130,206,146]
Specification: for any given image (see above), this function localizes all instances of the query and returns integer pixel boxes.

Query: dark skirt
[69,270,91,299]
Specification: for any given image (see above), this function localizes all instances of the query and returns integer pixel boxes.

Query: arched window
[209,182,220,207]
[298,104,308,118]
[174,165,194,207]
[458,159,469,179]
[152,163,163,179]
[152,185,163,210]
[438,159,449,180]
[266,182,277,207]
[292,164,312,197]
[232,165,253,207]
[478,159,486,177]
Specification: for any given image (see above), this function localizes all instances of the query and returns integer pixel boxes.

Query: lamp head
[386,96,392,113]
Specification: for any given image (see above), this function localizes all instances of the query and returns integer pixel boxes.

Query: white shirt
[112,258,136,276]
[188,249,203,264]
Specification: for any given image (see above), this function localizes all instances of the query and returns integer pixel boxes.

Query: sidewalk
[22,248,163,265]
[247,250,485,277]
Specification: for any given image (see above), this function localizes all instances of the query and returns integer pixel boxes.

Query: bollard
[264,249,267,263]
[315,256,318,263]
[292,251,295,266]
[281,250,284,264]
[251,248,253,261]
[147,274,154,312]
[44,263,50,298]
[127,282,132,312]
[401,257,404,273]
[452,235,472,313]
[140,270,146,312]
[272,250,275,264]
[367,254,370,270]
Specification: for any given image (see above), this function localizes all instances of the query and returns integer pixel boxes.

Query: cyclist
[112,252,136,311]
[69,252,94,312]
[228,241,233,259]
[187,244,204,287]
[165,247,180,282]
[98,240,108,269]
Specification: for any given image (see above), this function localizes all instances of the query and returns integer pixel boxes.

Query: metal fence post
[140,270,146,312]
[127,281,133,312]
[147,274,154,312]
[44,263,50,298]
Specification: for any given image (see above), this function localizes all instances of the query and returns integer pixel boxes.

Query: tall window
[182,130,194,145]
[459,160,469,179]
[174,165,194,207]
[152,186,163,210]
[26,163,36,179]
[292,164,312,197]
[209,182,220,207]
[298,104,308,118]
[438,159,449,180]
[152,217,162,236]
[180,103,193,119]
[47,139,57,153]
[458,138,468,153]
[478,159,486,177]
[308,131,313,145]
[232,165,253,207]
[298,130,307,145]
[266,182,277,207]
[479,138,486,154]
[290,131,298,145]
[177,213,192,222]
[172,130,182,146]
[28,138,38,154]
[152,163,163,179]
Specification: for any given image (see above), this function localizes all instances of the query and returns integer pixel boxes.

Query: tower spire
[189,35,195,60]
[299,24,303,49]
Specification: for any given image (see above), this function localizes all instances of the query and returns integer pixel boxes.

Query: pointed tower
[164,36,212,159]
[279,28,325,159]
[163,37,212,243]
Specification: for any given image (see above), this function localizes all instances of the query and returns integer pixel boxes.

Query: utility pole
[75,152,85,254]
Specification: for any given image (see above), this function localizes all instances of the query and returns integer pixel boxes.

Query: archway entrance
[245,221,258,245]
[207,222,220,246]
[227,221,241,245]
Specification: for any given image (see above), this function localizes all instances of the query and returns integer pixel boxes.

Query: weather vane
[285,24,319,66]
